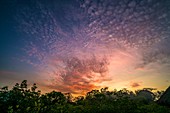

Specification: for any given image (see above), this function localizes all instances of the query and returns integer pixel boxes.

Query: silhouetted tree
[0,80,170,113]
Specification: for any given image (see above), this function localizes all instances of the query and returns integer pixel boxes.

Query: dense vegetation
[0,80,170,113]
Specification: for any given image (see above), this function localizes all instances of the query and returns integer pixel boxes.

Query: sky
[0,0,170,95]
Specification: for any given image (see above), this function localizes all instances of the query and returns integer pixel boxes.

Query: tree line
[0,80,170,113]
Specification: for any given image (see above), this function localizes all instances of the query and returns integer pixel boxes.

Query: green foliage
[0,80,170,113]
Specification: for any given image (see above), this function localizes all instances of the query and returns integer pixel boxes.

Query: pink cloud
[42,56,111,95]
[130,82,142,88]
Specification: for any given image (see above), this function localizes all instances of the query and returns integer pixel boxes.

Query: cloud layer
[15,0,170,94]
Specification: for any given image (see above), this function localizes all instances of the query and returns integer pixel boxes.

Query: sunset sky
[0,0,170,95]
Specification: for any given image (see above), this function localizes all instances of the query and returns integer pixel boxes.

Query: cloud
[43,56,111,95]
[18,0,170,68]
[130,82,141,88]
[136,39,170,68]
[81,0,169,48]
[15,0,170,94]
